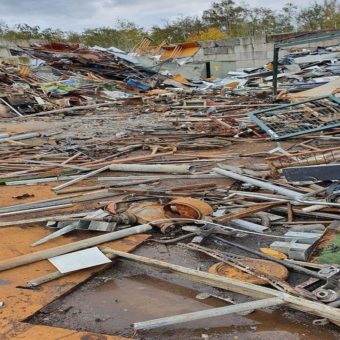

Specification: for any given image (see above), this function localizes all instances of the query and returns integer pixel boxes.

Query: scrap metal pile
[0,42,165,117]
[0,40,340,337]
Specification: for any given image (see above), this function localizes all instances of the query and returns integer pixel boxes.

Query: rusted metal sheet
[160,42,200,61]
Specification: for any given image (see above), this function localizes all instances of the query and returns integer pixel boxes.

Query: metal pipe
[5,175,79,186]
[0,98,23,116]
[213,168,304,200]
[133,297,284,330]
[0,192,118,214]
[99,174,222,181]
[272,46,280,96]
[0,204,73,217]
[230,219,268,232]
[0,132,40,143]
[108,163,194,174]
[0,224,152,272]
[53,165,110,191]
[31,222,79,247]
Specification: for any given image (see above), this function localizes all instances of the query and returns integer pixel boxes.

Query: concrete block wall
[195,35,275,71]
[195,34,340,76]
[232,36,274,69]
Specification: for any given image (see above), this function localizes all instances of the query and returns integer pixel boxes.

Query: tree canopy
[0,1,339,50]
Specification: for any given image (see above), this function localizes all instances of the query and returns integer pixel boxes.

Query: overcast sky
[0,0,322,32]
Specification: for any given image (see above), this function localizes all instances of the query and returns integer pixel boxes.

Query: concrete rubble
[0,34,340,339]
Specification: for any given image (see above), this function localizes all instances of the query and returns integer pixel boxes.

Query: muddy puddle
[29,245,339,340]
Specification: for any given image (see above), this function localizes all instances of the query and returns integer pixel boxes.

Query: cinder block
[239,52,254,60]
[267,51,274,59]
[253,51,267,59]
[266,43,274,52]
[214,54,237,62]
[239,37,252,45]
[200,41,216,48]
[216,38,240,47]
[236,60,255,68]
[253,60,268,68]
[252,43,267,52]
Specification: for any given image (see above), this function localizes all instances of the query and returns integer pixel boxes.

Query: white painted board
[48,247,111,273]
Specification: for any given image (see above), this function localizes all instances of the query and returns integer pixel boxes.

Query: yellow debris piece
[260,247,287,259]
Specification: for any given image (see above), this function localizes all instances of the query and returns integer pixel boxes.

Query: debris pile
[0,42,164,117]
[1,37,340,338]
[197,44,340,95]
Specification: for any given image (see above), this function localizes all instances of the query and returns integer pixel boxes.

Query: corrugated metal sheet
[160,42,200,61]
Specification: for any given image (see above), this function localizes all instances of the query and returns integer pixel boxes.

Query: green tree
[296,2,335,31]
[80,20,145,50]
[41,28,66,41]
[15,24,41,39]
[202,0,246,34]
[67,32,82,44]
[113,19,146,50]
[244,7,277,35]
[150,16,205,44]
[322,0,340,29]
[80,27,120,48]
[275,3,298,33]
[186,27,227,42]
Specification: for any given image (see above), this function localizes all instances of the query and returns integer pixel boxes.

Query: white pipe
[53,165,110,191]
[0,204,73,217]
[231,219,268,232]
[133,297,284,330]
[5,175,79,186]
[31,222,79,247]
[213,168,304,200]
[99,174,222,181]
[108,163,193,174]
[0,132,40,143]
[0,98,23,116]
[214,168,340,209]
